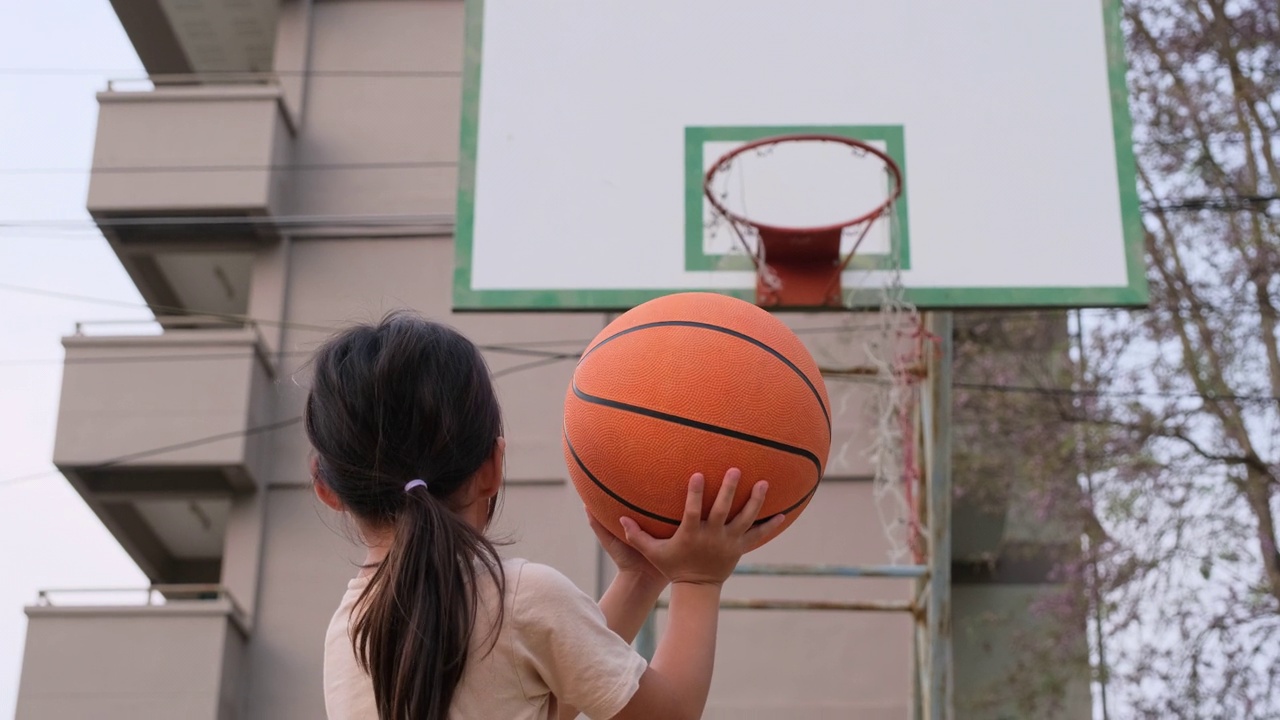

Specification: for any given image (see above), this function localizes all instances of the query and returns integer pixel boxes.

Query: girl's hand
[587,511,668,586]
[618,468,784,586]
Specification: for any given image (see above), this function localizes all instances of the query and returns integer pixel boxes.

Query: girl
[307,311,783,720]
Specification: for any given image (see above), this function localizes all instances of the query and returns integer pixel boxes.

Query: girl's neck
[358,526,394,578]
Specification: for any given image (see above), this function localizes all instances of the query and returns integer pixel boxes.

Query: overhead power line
[0,67,462,78]
[1141,195,1280,213]
[0,349,591,492]
[0,192,1270,238]
[0,417,302,488]
[0,213,448,230]
[0,282,595,351]
[10,342,1276,406]
[0,160,455,175]
[953,380,1279,405]
[0,281,334,332]
[9,368,1274,492]
[0,345,585,368]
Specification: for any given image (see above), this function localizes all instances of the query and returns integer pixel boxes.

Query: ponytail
[351,486,505,720]
[303,312,508,720]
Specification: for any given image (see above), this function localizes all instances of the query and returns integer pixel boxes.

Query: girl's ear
[475,437,506,499]
[311,455,344,512]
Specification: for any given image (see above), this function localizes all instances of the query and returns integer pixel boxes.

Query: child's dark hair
[304,311,505,720]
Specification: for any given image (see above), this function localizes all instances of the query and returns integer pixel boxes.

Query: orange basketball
[562,292,831,549]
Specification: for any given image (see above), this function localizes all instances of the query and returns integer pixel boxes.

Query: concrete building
[14,1,1090,718]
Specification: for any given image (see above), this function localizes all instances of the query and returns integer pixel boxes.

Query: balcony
[88,77,294,234]
[52,318,277,582]
[15,586,248,720]
[86,77,294,315]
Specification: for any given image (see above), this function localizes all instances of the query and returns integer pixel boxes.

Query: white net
[813,200,927,565]
[860,203,927,564]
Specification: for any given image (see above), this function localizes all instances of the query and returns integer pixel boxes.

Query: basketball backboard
[453,0,1147,311]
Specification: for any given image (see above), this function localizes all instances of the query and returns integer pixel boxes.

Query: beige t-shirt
[324,558,648,720]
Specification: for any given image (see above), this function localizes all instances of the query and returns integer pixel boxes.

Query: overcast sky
[0,2,152,714]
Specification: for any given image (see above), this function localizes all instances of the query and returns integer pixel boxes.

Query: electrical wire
[4,231,1271,405]
[0,214,447,231]
[952,380,1280,405]
[0,348,592,491]
[0,281,333,332]
[0,160,456,175]
[0,283,602,355]
[827,373,1280,405]
[1143,195,1280,213]
[0,277,1089,354]
[0,191,1266,245]
[0,470,62,489]
[0,336,588,492]
[0,284,593,355]
[6,335,1274,495]
[9,335,1274,404]
[491,355,580,379]
[0,417,302,488]
[0,68,462,78]
[0,200,1264,222]
[107,417,304,466]
[0,277,1094,332]
[0,344,585,368]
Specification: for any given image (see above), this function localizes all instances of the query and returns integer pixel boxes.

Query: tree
[1091,1,1280,715]
[954,1,1279,716]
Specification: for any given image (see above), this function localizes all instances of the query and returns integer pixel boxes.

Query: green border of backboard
[684,124,910,274]
[452,0,1148,311]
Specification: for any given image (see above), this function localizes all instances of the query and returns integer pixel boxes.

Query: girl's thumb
[618,517,655,553]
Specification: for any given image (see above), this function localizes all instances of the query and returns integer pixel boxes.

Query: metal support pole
[733,563,928,579]
[656,598,917,613]
[919,311,954,720]
[717,599,916,613]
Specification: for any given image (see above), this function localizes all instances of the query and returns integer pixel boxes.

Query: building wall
[241,487,357,719]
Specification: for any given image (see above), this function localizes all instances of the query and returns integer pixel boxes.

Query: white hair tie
[404,479,428,493]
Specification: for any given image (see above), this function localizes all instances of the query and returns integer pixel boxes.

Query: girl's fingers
[742,513,787,548]
[707,468,741,526]
[728,480,769,534]
[586,512,615,545]
[619,516,660,557]
[679,473,706,527]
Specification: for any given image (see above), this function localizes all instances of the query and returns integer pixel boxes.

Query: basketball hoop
[705,134,921,563]
[702,134,904,309]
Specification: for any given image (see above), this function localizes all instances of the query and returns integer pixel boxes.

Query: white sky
[0,2,150,715]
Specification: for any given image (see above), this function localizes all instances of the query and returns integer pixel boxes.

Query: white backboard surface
[454,0,1146,310]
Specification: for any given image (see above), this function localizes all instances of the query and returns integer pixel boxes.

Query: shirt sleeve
[509,562,649,719]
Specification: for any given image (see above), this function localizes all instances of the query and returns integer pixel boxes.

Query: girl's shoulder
[501,558,591,607]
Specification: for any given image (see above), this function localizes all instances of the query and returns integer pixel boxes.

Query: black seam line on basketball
[563,430,819,527]
[563,430,679,526]
[579,320,830,434]
[572,383,823,474]
[779,477,821,521]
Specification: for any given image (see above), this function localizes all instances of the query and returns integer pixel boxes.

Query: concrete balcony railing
[86,75,295,244]
[52,317,278,583]
[15,585,248,720]
[53,316,277,492]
